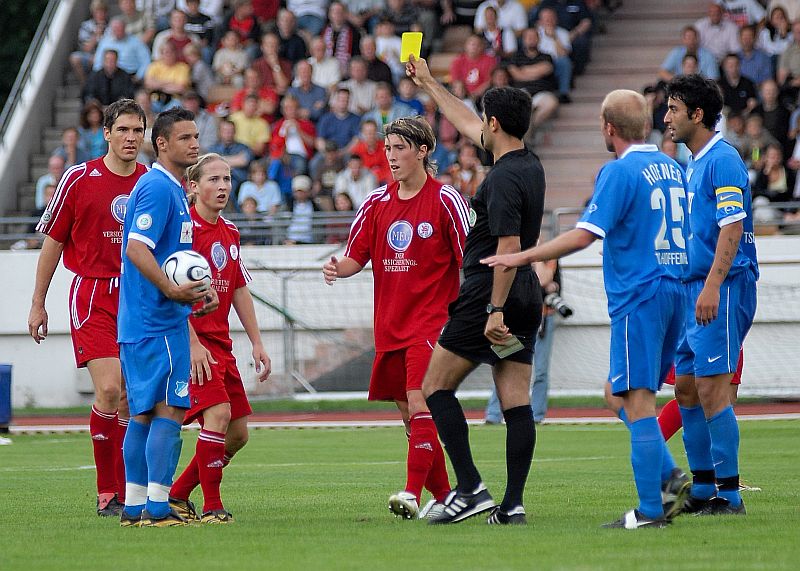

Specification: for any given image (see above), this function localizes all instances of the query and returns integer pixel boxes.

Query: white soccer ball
[161,249,212,291]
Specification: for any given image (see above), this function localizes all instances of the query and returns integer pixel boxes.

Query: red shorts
[184,339,252,425]
[69,276,120,368]
[369,340,435,402]
[664,349,744,386]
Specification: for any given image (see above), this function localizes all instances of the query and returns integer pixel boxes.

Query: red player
[169,153,271,524]
[323,116,470,519]
[28,99,148,516]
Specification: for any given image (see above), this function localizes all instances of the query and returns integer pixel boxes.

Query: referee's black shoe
[487,506,527,525]
[428,483,496,525]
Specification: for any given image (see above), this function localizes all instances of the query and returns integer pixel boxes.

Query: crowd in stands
[52,0,607,245]
[647,0,800,231]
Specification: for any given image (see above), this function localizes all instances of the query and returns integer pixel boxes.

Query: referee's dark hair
[103,98,146,132]
[151,107,195,157]
[481,87,532,141]
[666,74,723,130]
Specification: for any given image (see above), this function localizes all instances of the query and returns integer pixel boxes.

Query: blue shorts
[608,278,685,396]
[675,271,756,378]
[120,326,191,416]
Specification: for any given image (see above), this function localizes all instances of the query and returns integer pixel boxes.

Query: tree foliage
[0,0,50,110]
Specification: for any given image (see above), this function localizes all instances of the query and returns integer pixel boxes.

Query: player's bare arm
[232,286,272,382]
[484,235,520,344]
[405,54,483,147]
[188,321,216,384]
[126,239,209,305]
[696,220,743,326]
[322,255,364,285]
[28,236,65,343]
[192,287,219,317]
[482,228,597,271]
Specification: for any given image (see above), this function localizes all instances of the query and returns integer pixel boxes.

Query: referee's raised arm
[405,55,484,147]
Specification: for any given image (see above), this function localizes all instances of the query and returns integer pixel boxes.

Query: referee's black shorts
[437,270,543,366]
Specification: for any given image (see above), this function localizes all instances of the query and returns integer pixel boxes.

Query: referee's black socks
[501,405,536,511]
[425,390,482,493]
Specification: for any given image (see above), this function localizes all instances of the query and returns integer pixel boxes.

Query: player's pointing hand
[480,252,530,272]
[323,256,339,285]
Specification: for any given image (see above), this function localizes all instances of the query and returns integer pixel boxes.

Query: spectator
[269,95,317,175]
[536,6,573,103]
[535,0,593,76]
[334,153,377,207]
[695,1,741,62]
[326,190,355,243]
[323,2,362,75]
[138,0,177,32]
[379,0,438,56]
[374,19,405,82]
[35,156,65,210]
[208,119,254,193]
[723,110,747,151]
[474,0,527,39]
[251,32,293,94]
[449,35,498,100]
[758,6,793,59]
[752,79,792,154]
[251,0,280,24]
[449,79,479,115]
[182,0,214,47]
[741,114,779,173]
[229,93,272,157]
[151,9,200,63]
[276,9,308,65]
[340,57,378,115]
[52,127,91,169]
[419,91,460,171]
[212,30,249,86]
[269,151,299,207]
[350,119,391,184]
[144,42,192,110]
[134,88,157,164]
[181,0,224,24]
[284,175,320,244]
[237,196,265,245]
[378,0,417,35]
[238,161,283,214]
[682,52,700,75]
[69,0,109,85]
[93,17,152,82]
[117,0,156,45]
[738,25,774,86]
[310,141,345,209]
[314,88,361,160]
[361,82,416,131]
[360,35,394,86]
[480,5,518,58]
[753,144,794,202]
[777,20,800,103]
[180,91,218,152]
[230,68,280,121]
[443,0,485,27]
[78,100,108,160]
[287,0,328,37]
[341,0,384,31]
[660,131,691,168]
[308,37,343,92]
[447,142,486,198]
[288,60,329,123]
[506,27,560,146]
[213,0,262,61]
[719,0,765,27]
[183,42,214,101]
[82,49,136,105]
[767,0,800,23]
[396,76,424,115]
[658,25,720,81]
[718,52,758,115]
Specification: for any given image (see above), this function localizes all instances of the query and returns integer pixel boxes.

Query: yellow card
[400,32,423,62]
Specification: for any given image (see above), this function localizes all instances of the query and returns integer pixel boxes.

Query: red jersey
[189,208,251,347]
[37,157,148,278]
[449,53,498,96]
[345,175,470,351]
[351,139,392,185]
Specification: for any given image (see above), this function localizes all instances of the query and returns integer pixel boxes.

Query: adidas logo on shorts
[414,442,434,452]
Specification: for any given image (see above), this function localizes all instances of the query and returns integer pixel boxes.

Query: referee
[407,55,545,525]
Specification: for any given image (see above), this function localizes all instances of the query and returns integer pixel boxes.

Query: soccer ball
[161,249,212,291]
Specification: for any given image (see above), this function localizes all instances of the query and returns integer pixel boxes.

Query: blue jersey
[684,133,759,281]
[118,163,193,343]
[577,144,688,321]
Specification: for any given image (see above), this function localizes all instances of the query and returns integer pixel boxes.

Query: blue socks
[619,408,676,484]
[679,404,716,500]
[122,419,150,516]
[629,417,664,519]
[708,406,741,507]
[144,417,183,518]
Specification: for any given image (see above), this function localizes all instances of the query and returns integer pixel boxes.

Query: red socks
[170,456,200,501]
[196,429,226,512]
[90,406,118,496]
[406,413,451,503]
[116,417,128,502]
[658,398,683,441]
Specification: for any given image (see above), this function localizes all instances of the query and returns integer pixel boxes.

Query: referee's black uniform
[438,147,546,365]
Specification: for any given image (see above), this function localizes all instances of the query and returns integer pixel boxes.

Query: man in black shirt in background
[407,54,546,526]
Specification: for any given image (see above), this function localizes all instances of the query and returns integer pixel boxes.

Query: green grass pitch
[1,421,798,570]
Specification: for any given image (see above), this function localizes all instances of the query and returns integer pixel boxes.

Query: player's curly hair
[103,98,146,132]
[185,153,228,183]
[383,115,438,175]
[666,74,723,130]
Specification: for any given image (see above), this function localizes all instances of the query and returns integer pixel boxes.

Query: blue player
[483,89,690,529]
[118,107,218,527]
[664,74,758,516]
